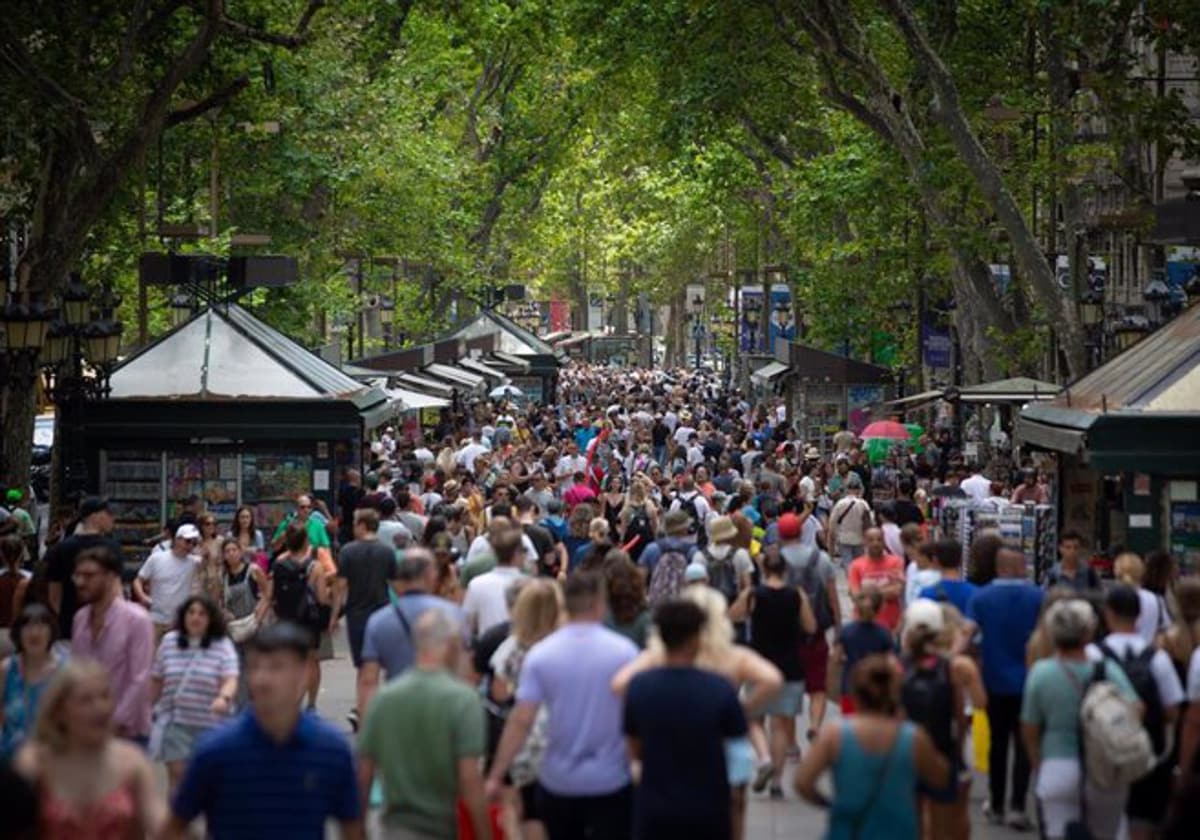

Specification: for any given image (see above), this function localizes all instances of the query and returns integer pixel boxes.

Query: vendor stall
[83,304,397,565]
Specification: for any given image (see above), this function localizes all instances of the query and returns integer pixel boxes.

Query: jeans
[987,692,1031,813]
[538,783,633,840]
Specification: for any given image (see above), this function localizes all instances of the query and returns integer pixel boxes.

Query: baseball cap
[175,523,201,541]
[904,599,944,634]
[79,496,111,519]
[777,512,802,541]
[684,562,709,583]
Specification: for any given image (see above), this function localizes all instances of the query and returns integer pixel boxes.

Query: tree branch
[220,0,325,49]
[166,74,250,127]
[0,21,87,112]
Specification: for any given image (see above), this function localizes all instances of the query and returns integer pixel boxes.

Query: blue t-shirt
[966,580,1044,695]
[837,620,896,694]
[517,622,638,796]
[172,711,359,838]
[919,578,977,615]
[362,593,463,680]
[624,666,746,833]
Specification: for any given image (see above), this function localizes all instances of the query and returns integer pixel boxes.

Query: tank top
[750,584,803,681]
[829,721,918,840]
[1,656,59,758]
[222,562,259,620]
[40,777,138,840]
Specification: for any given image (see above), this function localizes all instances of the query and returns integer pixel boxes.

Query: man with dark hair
[336,508,396,732]
[166,622,363,840]
[1088,584,1183,839]
[487,572,638,838]
[623,600,747,840]
[1044,529,1099,591]
[71,543,154,743]
[45,495,120,638]
[918,538,977,614]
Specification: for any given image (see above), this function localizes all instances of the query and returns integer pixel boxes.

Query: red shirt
[848,553,905,630]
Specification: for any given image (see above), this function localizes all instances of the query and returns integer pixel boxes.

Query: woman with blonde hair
[1113,552,1171,643]
[13,659,163,838]
[490,579,563,840]
[613,585,784,840]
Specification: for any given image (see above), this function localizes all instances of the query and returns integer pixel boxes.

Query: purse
[223,566,262,643]
[148,649,203,758]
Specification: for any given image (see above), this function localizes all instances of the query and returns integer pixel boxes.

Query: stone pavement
[313,622,1015,839]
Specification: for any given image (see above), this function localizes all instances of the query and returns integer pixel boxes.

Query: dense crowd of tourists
[0,362,1198,840]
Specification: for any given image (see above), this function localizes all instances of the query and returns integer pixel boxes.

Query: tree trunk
[880,0,1086,378]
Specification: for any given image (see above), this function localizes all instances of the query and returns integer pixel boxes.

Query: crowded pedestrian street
[4,3,1200,839]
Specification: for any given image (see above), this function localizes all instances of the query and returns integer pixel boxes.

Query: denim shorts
[762,680,805,717]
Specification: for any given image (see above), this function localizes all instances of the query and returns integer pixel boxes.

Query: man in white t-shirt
[1087,584,1184,831]
[825,474,872,568]
[960,468,992,503]
[133,523,200,638]
[554,442,587,485]
[462,528,528,638]
[456,431,490,472]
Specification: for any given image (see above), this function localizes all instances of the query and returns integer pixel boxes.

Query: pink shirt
[72,598,155,737]
[848,554,906,631]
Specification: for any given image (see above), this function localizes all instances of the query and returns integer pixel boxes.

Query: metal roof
[445,310,558,357]
[1048,303,1200,413]
[394,372,456,396]
[750,361,790,384]
[110,304,369,400]
[387,386,449,411]
[458,356,509,382]
[423,363,485,389]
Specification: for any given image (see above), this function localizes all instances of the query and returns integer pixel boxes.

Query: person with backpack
[1020,598,1143,840]
[668,473,712,549]
[777,511,840,741]
[1086,585,1184,840]
[746,546,816,799]
[270,521,332,712]
[826,473,872,568]
[899,599,986,840]
[640,510,701,601]
[701,515,753,608]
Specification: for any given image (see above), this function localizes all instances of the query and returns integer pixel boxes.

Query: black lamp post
[41,274,124,503]
[0,299,51,483]
[1143,276,1171,326]
[170,290,194,327]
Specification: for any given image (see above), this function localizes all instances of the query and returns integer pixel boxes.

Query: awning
[751,361,791,385]
[387,386,450,411]
[955,377,1060,404]
[490,351,531,371]
[883,389,944,410]
[423,363,485,389]
[1014,416,1088,455]
[394,373,455,396]
[458,357,509,383]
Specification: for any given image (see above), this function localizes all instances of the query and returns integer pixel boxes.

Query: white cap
[904,599,944,634]
[175,523,201,541]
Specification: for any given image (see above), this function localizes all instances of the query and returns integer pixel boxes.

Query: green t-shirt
[271,514,331,550]
[1020,656,1136,760]
[359,668,486,839]
[459,554,495,589]
[605,609,651,649]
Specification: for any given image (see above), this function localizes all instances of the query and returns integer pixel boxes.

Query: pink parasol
[859,420,912,440]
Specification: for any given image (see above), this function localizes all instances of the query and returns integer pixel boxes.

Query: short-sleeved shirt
[73,599,155,737]
[359,668,485,839]
[1087,632,1184,710]
[361,593,463,680]
[45,533,122,638]
[172,711,359,838]
[336,538,395,618]
[848,554,905,630]
[1020,657,1137,760]
[517,622,638,796]
[967,580,1043,695]
[919,578,977,616]
[137,547,198,624]
[462,567,526,637]
[151,632,239,728]
[1188,647,1200,702]
[624,667,746,833]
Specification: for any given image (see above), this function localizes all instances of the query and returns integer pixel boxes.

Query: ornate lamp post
[41,274,124,503]
[0,298,51,484]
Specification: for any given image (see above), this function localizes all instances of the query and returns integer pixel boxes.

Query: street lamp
[0,298,51,488]
[1113,317,1149,352]
[1080,290,1104,327]
[1143,276,1171,325]
[170,291,194,327]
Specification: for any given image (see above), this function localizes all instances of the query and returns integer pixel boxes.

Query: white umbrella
[489,384,524,400]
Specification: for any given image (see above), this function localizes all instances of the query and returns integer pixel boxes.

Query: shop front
[86,304,396,565]
[1017,304,1200,571]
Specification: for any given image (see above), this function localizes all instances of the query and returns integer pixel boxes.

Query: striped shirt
[172,710,359,838]
[151,632,239,728]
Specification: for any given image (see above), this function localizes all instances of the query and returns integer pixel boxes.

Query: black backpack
[901,655,957,761]
[272,557,322,629]
[703,548,739,605]
[623,509,655,561]
[1098,641,1165,754]
[789,548,834,634]
[679,493,707,548]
